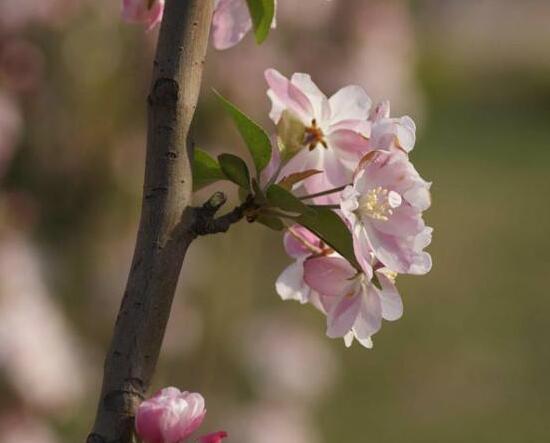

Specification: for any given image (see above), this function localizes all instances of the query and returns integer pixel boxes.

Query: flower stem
[297,184,349,201]
[309,204,340,210]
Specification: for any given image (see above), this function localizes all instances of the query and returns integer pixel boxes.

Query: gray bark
[87,1,215,441]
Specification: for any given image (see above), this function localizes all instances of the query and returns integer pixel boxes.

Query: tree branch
[87,1,214,442]
[191,192,258,236]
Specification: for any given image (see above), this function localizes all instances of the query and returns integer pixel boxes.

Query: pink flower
[135,387,206,443]
[275,226,329,306]
[212,0,277,50]
[198,431,228,443]
[259,137,282,187]
[341,150,432,275]
[265,69,373,200]
[121,0,164,31]
[368,100,416,153]
[304,255,403,349]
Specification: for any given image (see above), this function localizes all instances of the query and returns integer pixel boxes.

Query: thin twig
[192,192,257,236]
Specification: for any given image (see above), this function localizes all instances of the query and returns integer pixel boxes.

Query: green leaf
[245,0,275,44]
[214,90,272,174]
[297,207,360,270]
[256,214,285,231]
[266,184,313,215]
[218,153,251,190]
[192,148,225,191]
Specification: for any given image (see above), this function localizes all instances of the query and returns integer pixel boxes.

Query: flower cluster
[121,3,431,352]
[135,387,227,443]
[266,70,432,349]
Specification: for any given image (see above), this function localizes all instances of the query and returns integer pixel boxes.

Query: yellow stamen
[357,187,401,221]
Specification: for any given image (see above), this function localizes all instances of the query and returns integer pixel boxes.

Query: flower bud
[135,387,206,443]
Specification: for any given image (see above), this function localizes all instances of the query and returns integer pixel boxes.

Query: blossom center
[304,119,327,151]
[357,187,402,221]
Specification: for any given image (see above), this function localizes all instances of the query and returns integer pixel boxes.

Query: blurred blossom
[424,0,550,70]
[163,300,204,358]
[231,404,320,443]
[0,232,85,413]
[242,314,338,402]
[121,0,164,32]
[0,92,21,179]
[61,19,125,89]
[345,2,424,116]
[212,0,255,51]
[212,0,277,51]
[0,414,60,443]
[0,0,78,31]
[206,42,283,113]
[278,0,336,30]
[0,39,45,94]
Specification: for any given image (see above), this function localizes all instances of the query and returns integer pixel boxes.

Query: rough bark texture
[87,1,214,442]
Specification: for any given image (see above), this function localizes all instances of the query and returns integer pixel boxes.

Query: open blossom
[135,387,205,443]
[275,226,396,349]
[341,150,432,275]
[212,0,277,50]
[368,100,416,153]
[275,225,329,306]
[304,255,403,349]
[121,0,164,31]
[265,69,373,198]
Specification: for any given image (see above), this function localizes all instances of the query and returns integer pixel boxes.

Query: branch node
[191,194,256,237]
[202,191,227,215]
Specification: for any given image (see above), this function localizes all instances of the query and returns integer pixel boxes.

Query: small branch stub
[192,192,258,237]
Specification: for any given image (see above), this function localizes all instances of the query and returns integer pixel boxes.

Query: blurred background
[1,0,549,442]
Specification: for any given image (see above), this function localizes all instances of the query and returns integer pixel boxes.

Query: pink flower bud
[198,431,228,443]
[122,0,164,31]
[135,387,206,443]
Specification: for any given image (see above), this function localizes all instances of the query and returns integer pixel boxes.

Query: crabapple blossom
[341,150,432,275]
[275,225,329,305]
[198,431,228,443]
[275,226,384,349]
[212,0,277,50]
[259,138,282,187]
[368,100,416,153]
[265,69,373,199]
[135,387,205,443]
[304,255,403,349]
[121,0,164,31]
